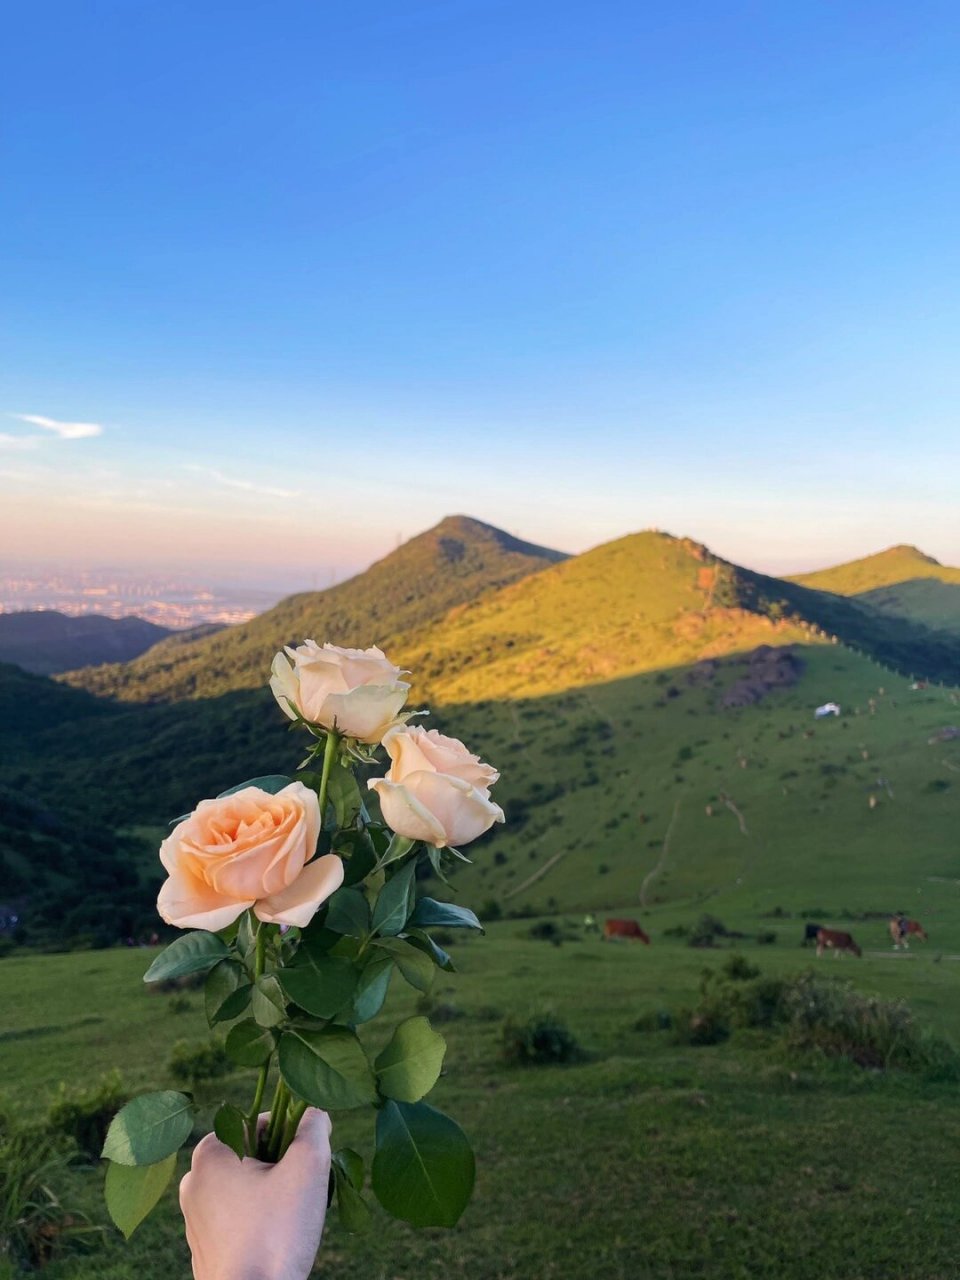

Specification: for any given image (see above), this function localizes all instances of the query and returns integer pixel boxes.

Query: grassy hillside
[792,544,960,634]
[7,530,960,946]
[0,612,171,676]
[6,927,960,1279]
[62,516,565,703]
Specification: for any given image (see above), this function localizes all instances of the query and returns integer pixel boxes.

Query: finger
[274,1108,332,1183]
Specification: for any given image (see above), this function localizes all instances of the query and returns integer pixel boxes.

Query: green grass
[5,926,960,1279]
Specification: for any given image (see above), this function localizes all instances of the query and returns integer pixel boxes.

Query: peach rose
[157,782,343,931]
[368,725,504,848]
[270,642,410,744]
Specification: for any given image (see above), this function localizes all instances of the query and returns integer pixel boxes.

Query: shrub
[45,1070,128,1162]
[673,1006,729,1046]
[756,930,778,946]
[528,921,563,946]
[722,953,760,982]
[502,1013,585,1066]
[168,1039,232,1087]
[687,914,728,948]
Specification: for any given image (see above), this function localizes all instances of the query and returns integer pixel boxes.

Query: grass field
[5,915,960,1280]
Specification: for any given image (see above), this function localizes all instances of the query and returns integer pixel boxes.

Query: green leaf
[251,974,287,1028]
[213,1104,247,1160]
[278,1028,377,1111]
[279,948,358,1019]
[425,843,453,886]
[408,898,483,932]
[404,929,456,973]
[143,931,229,984]
[327,762,363,829]
[332,1154,372,1233]
[337,829,378,887]
[237,911,257,966]
[218,775,292,798]
[225,1019,277,1067]
[205,960,252,1026]
[372,1100,475,1227]
[105,1154,176,1239]
[333,1147,364,1189]
[372,862,417,937]
[375,833,415,872]
[102,1092,194,1167]
[373,938,435,993]
[375,1016,446,1103]
[325,886,371,938]
[352,956,394,1024]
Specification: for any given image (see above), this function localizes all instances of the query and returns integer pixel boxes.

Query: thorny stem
[316,728,340,824]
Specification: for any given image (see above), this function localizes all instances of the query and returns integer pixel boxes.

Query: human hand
[179,1108,331,1280]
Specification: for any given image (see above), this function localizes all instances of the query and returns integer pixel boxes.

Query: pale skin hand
[179,1108,331,1280]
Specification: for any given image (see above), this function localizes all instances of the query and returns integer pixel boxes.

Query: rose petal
[254,854,345,927]
[368,777,448,846]
[401,770,505,847]
[323,683,411,743]
[269,651,300,721]
[157,865,252,932]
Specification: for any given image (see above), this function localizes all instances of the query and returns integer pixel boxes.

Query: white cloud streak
[183,465,301,499]
[10,412,104,440]
[0,432,41,451]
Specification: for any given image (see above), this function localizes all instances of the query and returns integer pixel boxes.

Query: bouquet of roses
[100,641,503,1249]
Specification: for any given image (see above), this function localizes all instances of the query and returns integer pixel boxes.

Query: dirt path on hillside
[639,799,681,907]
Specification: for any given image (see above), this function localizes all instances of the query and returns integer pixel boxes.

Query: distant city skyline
[3,4,959,579]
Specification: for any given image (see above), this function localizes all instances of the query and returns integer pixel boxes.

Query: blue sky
[2,1,958,585]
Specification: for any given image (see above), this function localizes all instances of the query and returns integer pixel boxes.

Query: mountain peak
[396,515,567,566]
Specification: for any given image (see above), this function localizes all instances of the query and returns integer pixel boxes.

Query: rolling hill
[0,610,172,675]
[791,544,960,635]
[6,523,960,946]
[62,516,566,703]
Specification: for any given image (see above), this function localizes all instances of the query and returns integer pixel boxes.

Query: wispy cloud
[10,412,103,440]
[0,432,41,451]
[184,465,301,499]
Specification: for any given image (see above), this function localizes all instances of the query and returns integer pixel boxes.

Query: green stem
[245,1062,270,1156]
[263,1078,290,1162]
[316,728,340,825]
[277,1099,307,1161]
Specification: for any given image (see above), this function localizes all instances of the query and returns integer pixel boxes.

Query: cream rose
[368,725,504,848]
[270,641,410,744]
[157,782,343,931]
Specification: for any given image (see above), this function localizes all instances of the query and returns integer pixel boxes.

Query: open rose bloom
[270,641,410,743]
[369,725,505,848]
[157,781,343,930]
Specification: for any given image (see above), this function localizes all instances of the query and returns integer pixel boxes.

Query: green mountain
[0,610,171,675]
[63,516,566,703]
[6,525,960,947]
[791,545,960,635]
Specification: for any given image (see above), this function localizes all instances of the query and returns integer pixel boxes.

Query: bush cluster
[501,1013,585,1066]
[673,968,960,1078]
[45,1070,128,1162]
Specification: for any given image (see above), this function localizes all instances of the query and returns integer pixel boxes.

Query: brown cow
[603,918,651,944]
[889,917,928,950]
[816,927,862,958]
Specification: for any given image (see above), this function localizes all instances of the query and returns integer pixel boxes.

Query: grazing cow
[603,918,651,944]
[889,917,928,950]
[801,922,824,947]
[816,928,862,958]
